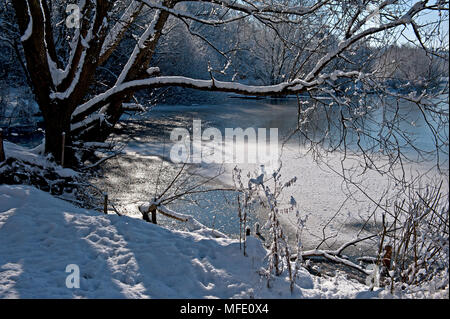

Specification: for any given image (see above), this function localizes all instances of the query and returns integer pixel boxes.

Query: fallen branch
[81,152,123,170]
[289,234,383,275]
[138,202,227,238]
[157,204,189,222]
[111,203,123,216]
[301,249,370,275]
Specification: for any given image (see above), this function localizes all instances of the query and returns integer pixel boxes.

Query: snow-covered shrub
[232,166,258,256]
[376,182,449,292]
[0,142,104,210]
[233,164,303,292]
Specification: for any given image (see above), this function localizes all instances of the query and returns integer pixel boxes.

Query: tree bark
[0,131,5,162]
[41,105,74,166]
[75,4,173,144]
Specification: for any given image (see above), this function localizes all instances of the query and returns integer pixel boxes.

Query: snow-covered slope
[1,184,447,298]
[0,184,310,298]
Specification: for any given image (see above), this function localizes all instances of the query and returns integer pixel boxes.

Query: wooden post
[61,132,66,167]
[140,204,158,224]
[103,193,108,214]
[142,211,151,223]
[151,207,157,224]
[0,129,5,162]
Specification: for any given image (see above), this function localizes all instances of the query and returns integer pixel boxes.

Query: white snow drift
[1,184,446,298]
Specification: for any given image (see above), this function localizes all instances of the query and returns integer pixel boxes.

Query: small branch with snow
[138,202,227,238]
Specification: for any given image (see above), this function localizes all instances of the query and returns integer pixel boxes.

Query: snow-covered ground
[1,184,447,299]
[1,141,77,178]
[0,184,370,299]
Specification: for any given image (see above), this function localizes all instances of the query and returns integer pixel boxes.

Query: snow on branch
[346,0,396,38]
[122,103,146,112]
[50,1,98,99]
[301,249,371,275]
[100,0,143,63]
[71,111,112,133]
[138,202,228,238]
[69,0,428,121]
[141,0,249,25]
[158,204,227,238]
[115,9,162,85]
[20,0,33,42]
[41,2,84,89]
[188,0,328,17]
[72,71,360,119]
[288,235,381,275]
[304,0,428,82]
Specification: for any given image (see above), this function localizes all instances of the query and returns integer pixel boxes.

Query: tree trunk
[77,92,133,143]
[42,106,74,166]
[0,131,5,162]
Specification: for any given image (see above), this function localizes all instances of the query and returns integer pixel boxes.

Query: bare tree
[7,0,446,167]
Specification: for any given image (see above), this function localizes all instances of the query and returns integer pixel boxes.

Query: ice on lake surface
[7,96,446,255]
[89,96,448,255]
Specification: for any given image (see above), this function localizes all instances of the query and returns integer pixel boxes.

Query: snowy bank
[0,184,318,298]
[1,141,77,178]
[1,184,447,298]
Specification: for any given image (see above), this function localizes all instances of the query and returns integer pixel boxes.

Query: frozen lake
[91,96,449,255]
